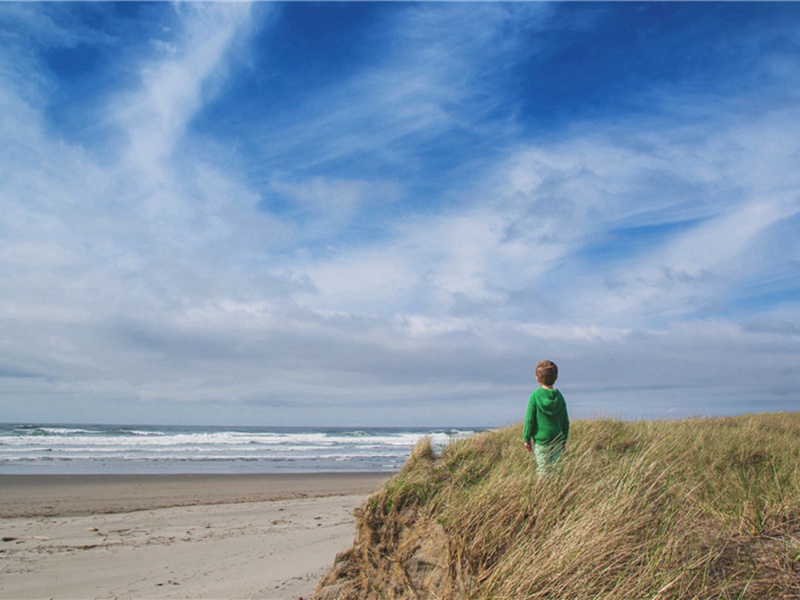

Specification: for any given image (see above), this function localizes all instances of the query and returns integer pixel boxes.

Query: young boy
[523,360,570,475]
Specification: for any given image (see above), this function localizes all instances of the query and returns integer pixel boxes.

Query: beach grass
[317,412,800,599]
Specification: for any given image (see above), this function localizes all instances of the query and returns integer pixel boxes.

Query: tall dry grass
[349,412,800,599]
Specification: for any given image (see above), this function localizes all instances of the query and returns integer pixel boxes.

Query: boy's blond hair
[536,360,558,386]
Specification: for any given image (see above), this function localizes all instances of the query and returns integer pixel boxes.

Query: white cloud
[279,85,800,334]
[267,176,402,244]
[246,4,547,177]
[111,4,255,179]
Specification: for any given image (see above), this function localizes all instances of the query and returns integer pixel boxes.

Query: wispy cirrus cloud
[243,4,548,182]
[112,4,256,178]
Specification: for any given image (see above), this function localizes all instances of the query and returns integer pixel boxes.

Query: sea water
[0,423,480,474]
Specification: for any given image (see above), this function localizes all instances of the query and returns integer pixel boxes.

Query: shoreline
[0,472,390,518]
[0,472,390,599]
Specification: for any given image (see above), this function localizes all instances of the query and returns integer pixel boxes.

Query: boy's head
[536,360,558,387]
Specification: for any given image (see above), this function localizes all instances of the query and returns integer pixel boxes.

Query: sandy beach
[0,473,388,599]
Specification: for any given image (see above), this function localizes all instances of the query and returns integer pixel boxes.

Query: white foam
[0,424,481,474]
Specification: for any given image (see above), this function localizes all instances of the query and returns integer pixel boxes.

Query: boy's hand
[524,442,532,452]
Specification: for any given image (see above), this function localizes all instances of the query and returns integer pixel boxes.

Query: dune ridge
[315,412,800,599]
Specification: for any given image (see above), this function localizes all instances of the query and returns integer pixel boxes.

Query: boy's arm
[523,394,536,451]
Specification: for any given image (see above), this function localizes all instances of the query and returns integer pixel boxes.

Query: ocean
[0,423,481,475]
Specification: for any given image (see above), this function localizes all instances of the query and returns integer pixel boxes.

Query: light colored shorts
[534,441,564,475]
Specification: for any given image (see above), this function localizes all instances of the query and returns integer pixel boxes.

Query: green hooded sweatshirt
[523,387,569,445]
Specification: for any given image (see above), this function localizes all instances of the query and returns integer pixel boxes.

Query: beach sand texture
[0,473,388,600]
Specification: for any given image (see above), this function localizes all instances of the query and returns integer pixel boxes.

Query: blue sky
[1,2,798,427]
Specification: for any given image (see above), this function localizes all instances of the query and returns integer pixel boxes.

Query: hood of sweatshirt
[537,388,565,417]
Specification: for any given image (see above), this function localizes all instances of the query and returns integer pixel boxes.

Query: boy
[523,360,569,475]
